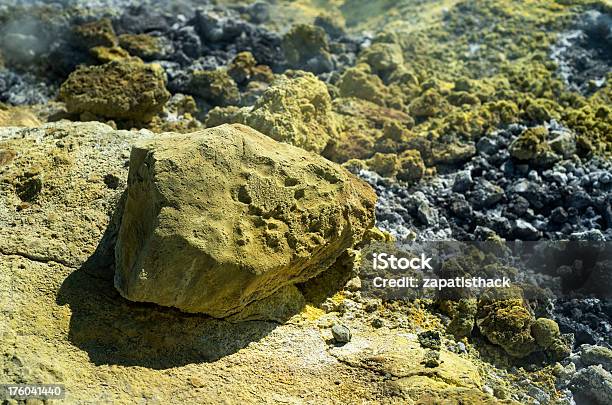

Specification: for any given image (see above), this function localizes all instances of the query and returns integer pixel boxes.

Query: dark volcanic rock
[360,122,612,243]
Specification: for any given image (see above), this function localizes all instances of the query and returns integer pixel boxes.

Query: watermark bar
[359,240,612,301]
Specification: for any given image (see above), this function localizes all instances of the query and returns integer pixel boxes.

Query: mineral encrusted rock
[59,60,171,122]
[114,123,376,318]
[206,71,339,153]
[73,18,118,49]
[189,69,240,106]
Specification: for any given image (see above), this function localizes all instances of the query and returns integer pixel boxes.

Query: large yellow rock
[114,124,376,318]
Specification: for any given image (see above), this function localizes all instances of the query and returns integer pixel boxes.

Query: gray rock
[331,324,352,343]
[569,365,612,405]
[580,345,612,372]
[417,202,439,226]
[527,385,550,404]
[476,136,498,155]
[549,131,576,158]
[512,219,540,240]
[570,230,605,241]
[452,170,473,192]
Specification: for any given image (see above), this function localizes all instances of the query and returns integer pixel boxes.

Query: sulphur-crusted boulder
[114,123,376,318]
[205,71,339,153]
[59,60,170,122]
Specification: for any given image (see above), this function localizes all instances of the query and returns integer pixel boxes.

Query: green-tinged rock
[444,298,477,339]
[324,98,412,163]
[189,69,240,106]
[314,12,346,38]
[581,345,612,372]
[477,298,537,358]
[118,34,163,60]
[206,71,339,153]
[432,142,476,165]
[73,18,117,49]
[509,126,551,161]
[282,24,333,73]
[114,124,376,319]
[365,153,400,178]
[531,317,560,349]
[337,64,388,106]
[409,89,451,119]
[358,42,404,81]
[90,46,131,63]
[59,60,170,122]
[397,149,426,183]
[228,51,257,84]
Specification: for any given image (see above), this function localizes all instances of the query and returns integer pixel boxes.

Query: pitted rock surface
[114,123,376,318]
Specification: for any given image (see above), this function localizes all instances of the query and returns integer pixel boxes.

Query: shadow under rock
[55,193,279,370]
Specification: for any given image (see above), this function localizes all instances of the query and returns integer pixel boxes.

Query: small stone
[450,195,473,219]
[580,345,612,372]
[527,385,550,404]
[551,207,569,223]
[476,136,498,155]
[103,173,121,189]
[245,1,271,24]
[418,330,441,350]
[531,318,561,349]
[452,170,473,192]
[282,24,333,74]
[345,277,362,292]
[73,18,118,49]
[331,324,352,343]
[189,69,240,106]
[371,318,384,328]
[512,219,540,240]
[549,131,577,158]
[422,349,440,368]
[415,202,437,227]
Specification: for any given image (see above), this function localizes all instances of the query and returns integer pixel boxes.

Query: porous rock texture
[59,60,171,122]
[206,71,339,153]
[114,123,376,318]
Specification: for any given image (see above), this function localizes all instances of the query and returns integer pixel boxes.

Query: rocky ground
[1,0,611,404]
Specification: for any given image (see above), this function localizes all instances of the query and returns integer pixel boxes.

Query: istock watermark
[372,252,433,271]
[358,240,612,301]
